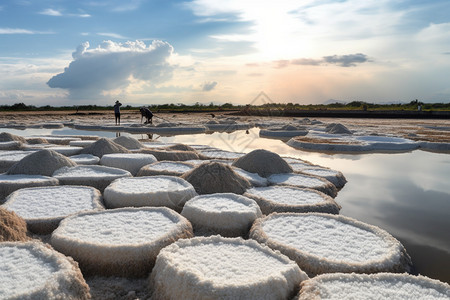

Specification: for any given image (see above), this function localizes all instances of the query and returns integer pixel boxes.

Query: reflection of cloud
[201,81,217,91]
[47,40,174,100]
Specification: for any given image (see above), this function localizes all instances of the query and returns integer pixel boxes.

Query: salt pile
[299,167,347,189]
[51,207,193,277]
[80,138,130,157]
[140,148,200,161]
[100,153,157,175]
[0,207,28,241]
[164,143,196,152]
[103,176,197,211]
[113,135,144,149]
[182,162,251,194]
[325,123,352,134]
[181,193,262,237]
[232,149,293,177]
[69,154,100,165]
[0,141,22,150]
[52,165,132,192]
[0,132,26,143]
[2,186,104,234]
[0,241,90,299]
[267,173,338,197]
[0,174,59,203]
[7,149,76,176]
[150,236,308,299]
[245,186,341,214]
[137,161,194,176]
[250,213,412,276]
[296,273,450,300]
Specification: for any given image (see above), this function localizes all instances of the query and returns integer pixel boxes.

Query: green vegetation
[0,100,449,112]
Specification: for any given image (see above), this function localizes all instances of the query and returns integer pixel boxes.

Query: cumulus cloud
[201,81,217,91]
[47,40,175,100]
[39,8,62,16]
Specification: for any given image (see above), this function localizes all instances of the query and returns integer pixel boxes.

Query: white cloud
[47,40,175,100]
[0,28,54,34]
[97,32,128,39]
[39,8,63,16]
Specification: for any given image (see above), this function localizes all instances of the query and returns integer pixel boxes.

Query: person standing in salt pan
[114,100,122,125]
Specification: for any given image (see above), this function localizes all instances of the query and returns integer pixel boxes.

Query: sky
[1,0,449,106]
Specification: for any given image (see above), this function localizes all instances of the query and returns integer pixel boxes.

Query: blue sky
[1,0,449,106]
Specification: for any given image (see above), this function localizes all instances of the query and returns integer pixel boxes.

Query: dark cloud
[47,40,174,100]
[201,81,217,91]
[271,53,369,68]
[323,53,369,67]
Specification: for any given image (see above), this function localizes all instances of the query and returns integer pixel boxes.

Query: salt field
[1,113,449,299]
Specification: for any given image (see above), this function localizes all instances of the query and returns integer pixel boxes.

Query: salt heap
[181,193,262,237]
[53,165,132,192]
[80,138,130,157]
[250,213,412,276]
[245,186,341,214]
[100,153,157,175]
[0,207,28,241]
[0,150,34,173]
[0,241,90,299]
[140,148,200,161]
[299,167,347,189]
[182,162,251,194]
[2,186,104,234]
[0,132,26,144]
[0,174,59,203]
[7,149,76,176]
[149,236,308,299]
[137,161,195,176]
[113,135,144,150]
[164,143,196,152]
[51,207,193,277]
[267,173,338,197]
[232,149,293,177]
[103,176,197,211]
[325,123,352,135]
[296,273,450,300]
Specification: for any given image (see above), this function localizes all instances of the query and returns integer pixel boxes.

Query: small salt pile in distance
[2,186,104,234]
[181,193,262,237]
[149,235,308,299]
[52,165,132,192]
[295,273,450,300]
[100,153,157,175]
[103,176,197,211]
[137,161,195,177]
[0,174,59,204]
[250,213,412,276]
[0,241,90,299]
[50,207,193,277]
[245,186,341,214]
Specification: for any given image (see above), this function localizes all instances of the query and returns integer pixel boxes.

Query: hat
[115,100,119,103]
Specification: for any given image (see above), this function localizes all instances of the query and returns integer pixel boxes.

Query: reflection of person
[114,100,122,125]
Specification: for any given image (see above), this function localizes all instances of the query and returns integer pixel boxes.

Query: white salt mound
[100,153,157,175]
[245,186,341,214]
[181,193,262,237]
[296,273,450,300]
[299,167,347,189]
[103,176,197,212]
[250,213,413,276]
[80,138,130,157]
[137,161,195,176]
[69,154,100,165]
[7,149,76,176]
[113,135,144,149]
[150,235,308,299]
[0,241,90,299]
[53,165,132,192]
[51,207,193,277]
[0,174,59,203]
[268,173,338,197]
[2,186,104,234]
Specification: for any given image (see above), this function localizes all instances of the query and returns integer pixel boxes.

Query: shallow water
[2,126,450,283]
